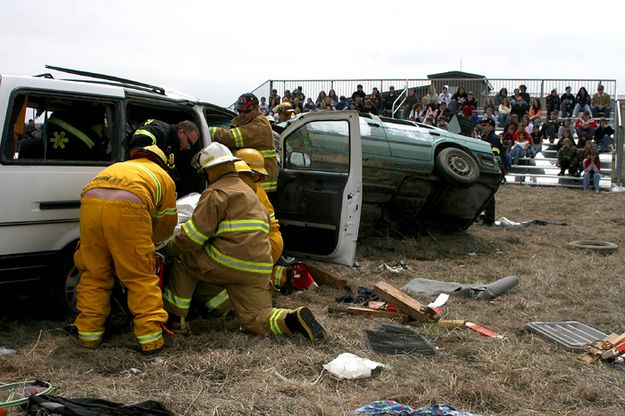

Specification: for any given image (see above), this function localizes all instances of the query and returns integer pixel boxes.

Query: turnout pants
[74,198,168,352]
[164,253,291,336]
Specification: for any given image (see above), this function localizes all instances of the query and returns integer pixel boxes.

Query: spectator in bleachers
[528,124,542,158]
[591,85,611,118]
[450,86,468,114]
[511,90,529,120]
[437,116,448,130]
[352,84,366,102]
[557,118,575,142]
[328,89,339,106]
[509,129,530,165]
[424,103,439,125]
[545,89,561,119]
[462,91,478,118]
[593,118,615,153]
[494,88,508,107]
[557,137,578,176]
[370,87,382,110]
[482,107,497,126]
[529,99,543,125]
[582,147,602,192]
[542,110,560,143]
[408,103,422,122]
[362,99,378,115]
[269,96,281,112]
[315,91,327,107]
[423,86,439,105]
[498,98,511,126]
[335,96,348,110]
[572,87,592,117]
[292,97,304,114]
[259,97,269,115]
[560,86,575,117]
[303,98,317,112]
[520,114,532,135]
[575,111,597,147]
[483,97,496,113]
[439,102,453,122]
[293,86,305,103]
[283,90,292,102]
[468,108,480,125]
[352,95,364,112]
[270,89,280,103]
[383,86,399,116]
[319,97,336,111]
[402,88,418,119]
[519,84,531,106]
[439,85,453,105]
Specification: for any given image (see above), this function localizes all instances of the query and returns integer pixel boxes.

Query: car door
[274,110,362,266]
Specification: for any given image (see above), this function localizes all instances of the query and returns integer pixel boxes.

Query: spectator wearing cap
[591,85,611,118]
[210,93,278,192]
[560,86,575,118]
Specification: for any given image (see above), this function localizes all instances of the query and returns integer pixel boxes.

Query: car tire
[436,147,480,186]
[567,240,618,254]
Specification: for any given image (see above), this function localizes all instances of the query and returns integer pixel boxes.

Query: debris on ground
[566,240,619,254]
[437,320,503,339]
[336,287,380,305]
[378,260,413,274]
[402,276,519,300]
[365,323,438,356]
[327,304,411,323]
[495,217,567,227]
[527,321,608,351]
[323,352,389,380]
[26,394,173,416]
[306,263,348,288]
[353,401,481,415]
[374,281,442,322]
[579,331,625,365]
[0,347,16,357]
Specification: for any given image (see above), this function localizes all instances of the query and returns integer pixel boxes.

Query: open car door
[274,110,362,266]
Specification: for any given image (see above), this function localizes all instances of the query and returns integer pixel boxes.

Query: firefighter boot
[164,315,190,336]
[285,307,325,341]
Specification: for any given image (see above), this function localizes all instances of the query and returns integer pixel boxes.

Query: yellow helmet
[234,160,253,175]
[130,145,167,167]
[234,148,268,176]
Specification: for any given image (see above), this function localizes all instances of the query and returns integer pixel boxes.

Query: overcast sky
[2,0,623,107]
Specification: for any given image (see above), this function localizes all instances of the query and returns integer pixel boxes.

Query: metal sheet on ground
[528,321,608,351]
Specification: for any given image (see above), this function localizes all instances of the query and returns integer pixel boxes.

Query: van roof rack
[45,65,166,95]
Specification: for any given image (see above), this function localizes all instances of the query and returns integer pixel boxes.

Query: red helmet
[235,93,259,113]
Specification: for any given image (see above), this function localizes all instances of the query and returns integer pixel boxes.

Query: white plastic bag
[323,352,388,380]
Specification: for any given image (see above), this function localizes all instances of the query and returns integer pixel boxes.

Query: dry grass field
[2,185,625,416]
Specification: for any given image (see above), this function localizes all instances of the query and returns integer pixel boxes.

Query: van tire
[436,147,480,186]
[567,240,618,254]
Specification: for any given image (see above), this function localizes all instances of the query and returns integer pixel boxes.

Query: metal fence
[242,78,617,110]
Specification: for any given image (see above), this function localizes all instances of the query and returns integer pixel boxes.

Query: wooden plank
[373,281,428,321]
[306,263,348,289]
[327,305,411,323]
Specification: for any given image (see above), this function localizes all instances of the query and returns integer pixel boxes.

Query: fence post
[616,100,623,188]
[540,80,544,98]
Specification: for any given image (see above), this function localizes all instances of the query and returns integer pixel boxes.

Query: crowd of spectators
[260,83,613,187]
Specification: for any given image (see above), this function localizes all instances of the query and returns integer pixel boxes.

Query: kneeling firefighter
[162,143,325,341]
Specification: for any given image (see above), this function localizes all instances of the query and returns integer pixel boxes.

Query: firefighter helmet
[234,148,268,176]
[130,145,167,168]
[191,142,240,171]
[235,93,259,113]
[234,160,253,175]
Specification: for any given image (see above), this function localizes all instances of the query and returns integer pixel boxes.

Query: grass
[2,185,625,415]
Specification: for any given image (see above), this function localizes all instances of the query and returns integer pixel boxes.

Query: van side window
[4,93,116,163]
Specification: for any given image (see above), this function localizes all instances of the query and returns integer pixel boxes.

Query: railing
[616,99,623,187]
[241,78,617,110]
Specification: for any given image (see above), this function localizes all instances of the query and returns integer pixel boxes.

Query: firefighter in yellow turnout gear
[193,148,292,317]
[73,145,177,353]
[209,93,278,193]
[163,143,325,340]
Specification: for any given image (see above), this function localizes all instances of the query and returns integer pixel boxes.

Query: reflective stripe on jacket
[210,114,278,192]
[82,158,177,245]
[171,173,273,274]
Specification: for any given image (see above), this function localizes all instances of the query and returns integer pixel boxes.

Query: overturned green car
[272,111,501,263]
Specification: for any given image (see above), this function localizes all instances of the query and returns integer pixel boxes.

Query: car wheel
[436,147,480,186]
[567,240,618,254]
[64,263,80,313]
